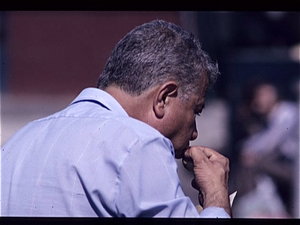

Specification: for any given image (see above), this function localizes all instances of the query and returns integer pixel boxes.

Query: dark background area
[1,12,299,98]
[0,11,180,94]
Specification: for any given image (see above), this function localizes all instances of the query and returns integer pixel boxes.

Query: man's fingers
[183,145,231,215]
[192,179,204,207]
[202,147,224,159]
[184,146,205,161]
[201,147,230,170]
[182,157,194,171]
[184,146,222,165]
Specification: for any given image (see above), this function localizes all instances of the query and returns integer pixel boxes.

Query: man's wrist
[202,189,231,217]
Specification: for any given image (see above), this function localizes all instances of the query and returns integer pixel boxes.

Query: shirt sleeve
[199,207,230,218]
[114,135,230,218]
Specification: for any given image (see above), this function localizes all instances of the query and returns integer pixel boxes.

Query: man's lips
[182,147,194,172]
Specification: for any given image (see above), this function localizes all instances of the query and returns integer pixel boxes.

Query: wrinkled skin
[183,146,231,217]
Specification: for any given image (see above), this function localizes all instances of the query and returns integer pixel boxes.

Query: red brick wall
[5,11,179,94]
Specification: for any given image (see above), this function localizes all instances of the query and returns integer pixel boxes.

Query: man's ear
[153,81,178,118]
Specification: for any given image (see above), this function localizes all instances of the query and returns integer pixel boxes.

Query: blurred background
[1,11,299,218]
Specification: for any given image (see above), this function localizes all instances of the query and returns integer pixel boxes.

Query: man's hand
[182,146,231,217]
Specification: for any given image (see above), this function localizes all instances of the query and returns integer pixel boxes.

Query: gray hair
[97,20,219,101]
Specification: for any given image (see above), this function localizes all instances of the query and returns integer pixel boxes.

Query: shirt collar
[71,87,129,117]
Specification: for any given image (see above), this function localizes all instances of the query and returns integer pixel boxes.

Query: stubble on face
[173,75,209,159]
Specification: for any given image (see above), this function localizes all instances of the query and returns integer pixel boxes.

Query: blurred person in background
[233,81,299,218]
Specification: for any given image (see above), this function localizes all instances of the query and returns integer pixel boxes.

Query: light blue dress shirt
[1,88,229,218]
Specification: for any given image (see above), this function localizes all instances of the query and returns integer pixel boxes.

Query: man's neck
[103,86,155,123]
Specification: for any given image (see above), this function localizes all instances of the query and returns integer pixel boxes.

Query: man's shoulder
[107,116,166,142]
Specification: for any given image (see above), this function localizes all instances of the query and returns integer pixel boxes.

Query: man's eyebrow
[196,102,205,112]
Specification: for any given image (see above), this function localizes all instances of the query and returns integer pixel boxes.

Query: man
[2,20,231,217]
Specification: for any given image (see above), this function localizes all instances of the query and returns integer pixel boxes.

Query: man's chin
[174,146,189,159]
[175,154,182,159]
